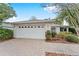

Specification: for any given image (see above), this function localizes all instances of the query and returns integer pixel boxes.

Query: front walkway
[0,39,79,56]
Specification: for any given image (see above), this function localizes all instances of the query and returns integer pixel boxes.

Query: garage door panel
[14,28,45,39]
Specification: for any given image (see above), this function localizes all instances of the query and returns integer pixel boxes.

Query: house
[3,20,69,39]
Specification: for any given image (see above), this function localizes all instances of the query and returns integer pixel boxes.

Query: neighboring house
[2,23,14,30]
[3,20,69,39]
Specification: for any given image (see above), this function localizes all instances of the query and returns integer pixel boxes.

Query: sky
[6,3,57,22]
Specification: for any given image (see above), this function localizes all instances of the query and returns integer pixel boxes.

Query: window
[25,26,27,28]
[19,26,21,28]
[60,27,67,32]
[31,26,33,28]
[18,26,44,28]
[38,26,40,28]
[22,26,23,28]
[41,26,44,28]
[51,27,56,32]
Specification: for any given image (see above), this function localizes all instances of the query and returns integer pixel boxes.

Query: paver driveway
[0,39,79,56]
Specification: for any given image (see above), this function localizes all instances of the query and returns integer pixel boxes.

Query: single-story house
[3,20,70,39]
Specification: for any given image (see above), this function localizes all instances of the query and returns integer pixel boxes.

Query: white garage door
[14,26,45,39]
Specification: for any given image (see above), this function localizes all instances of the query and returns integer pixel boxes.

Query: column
[67,27,69,32]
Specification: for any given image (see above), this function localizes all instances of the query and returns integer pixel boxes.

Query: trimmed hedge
[65,34,79,43]
[51,31,57,37]
[45,30,52,40]
[0,28,13,41]
[45,30,57,41]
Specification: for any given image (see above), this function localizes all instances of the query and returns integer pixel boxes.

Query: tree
[42,3,79,35]
[0,3,16,25]
[30,16,37,20]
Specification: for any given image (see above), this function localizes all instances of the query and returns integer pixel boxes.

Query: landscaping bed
[45,30,79,44]
[46,52,71,56]
[46,39,75,44]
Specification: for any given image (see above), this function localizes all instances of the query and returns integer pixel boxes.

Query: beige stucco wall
[45,23,60,33]
[3,22,61,39]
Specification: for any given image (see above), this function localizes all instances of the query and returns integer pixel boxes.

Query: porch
[51,26,69,33]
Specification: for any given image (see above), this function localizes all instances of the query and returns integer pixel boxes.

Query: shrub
[56,32,72,39]
[51,31,56,37]
[65,34,79,43]
[45,30,52,40]
[69,28,77,34]
[0,28,13,41]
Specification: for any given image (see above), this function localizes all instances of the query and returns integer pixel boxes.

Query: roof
[5,20,55,24]
[4,19,70,27]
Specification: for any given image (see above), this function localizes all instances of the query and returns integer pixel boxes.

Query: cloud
[5,17,26,22]
[43,6,59,13]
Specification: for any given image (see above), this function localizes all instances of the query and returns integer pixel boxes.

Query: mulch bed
[46,52,71,56]
[46,40,72,44]
[46,38,76,44]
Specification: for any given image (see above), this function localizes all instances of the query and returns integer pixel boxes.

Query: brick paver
[0,39,79,56]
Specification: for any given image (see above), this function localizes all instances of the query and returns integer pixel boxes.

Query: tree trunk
[75,28,79,36]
